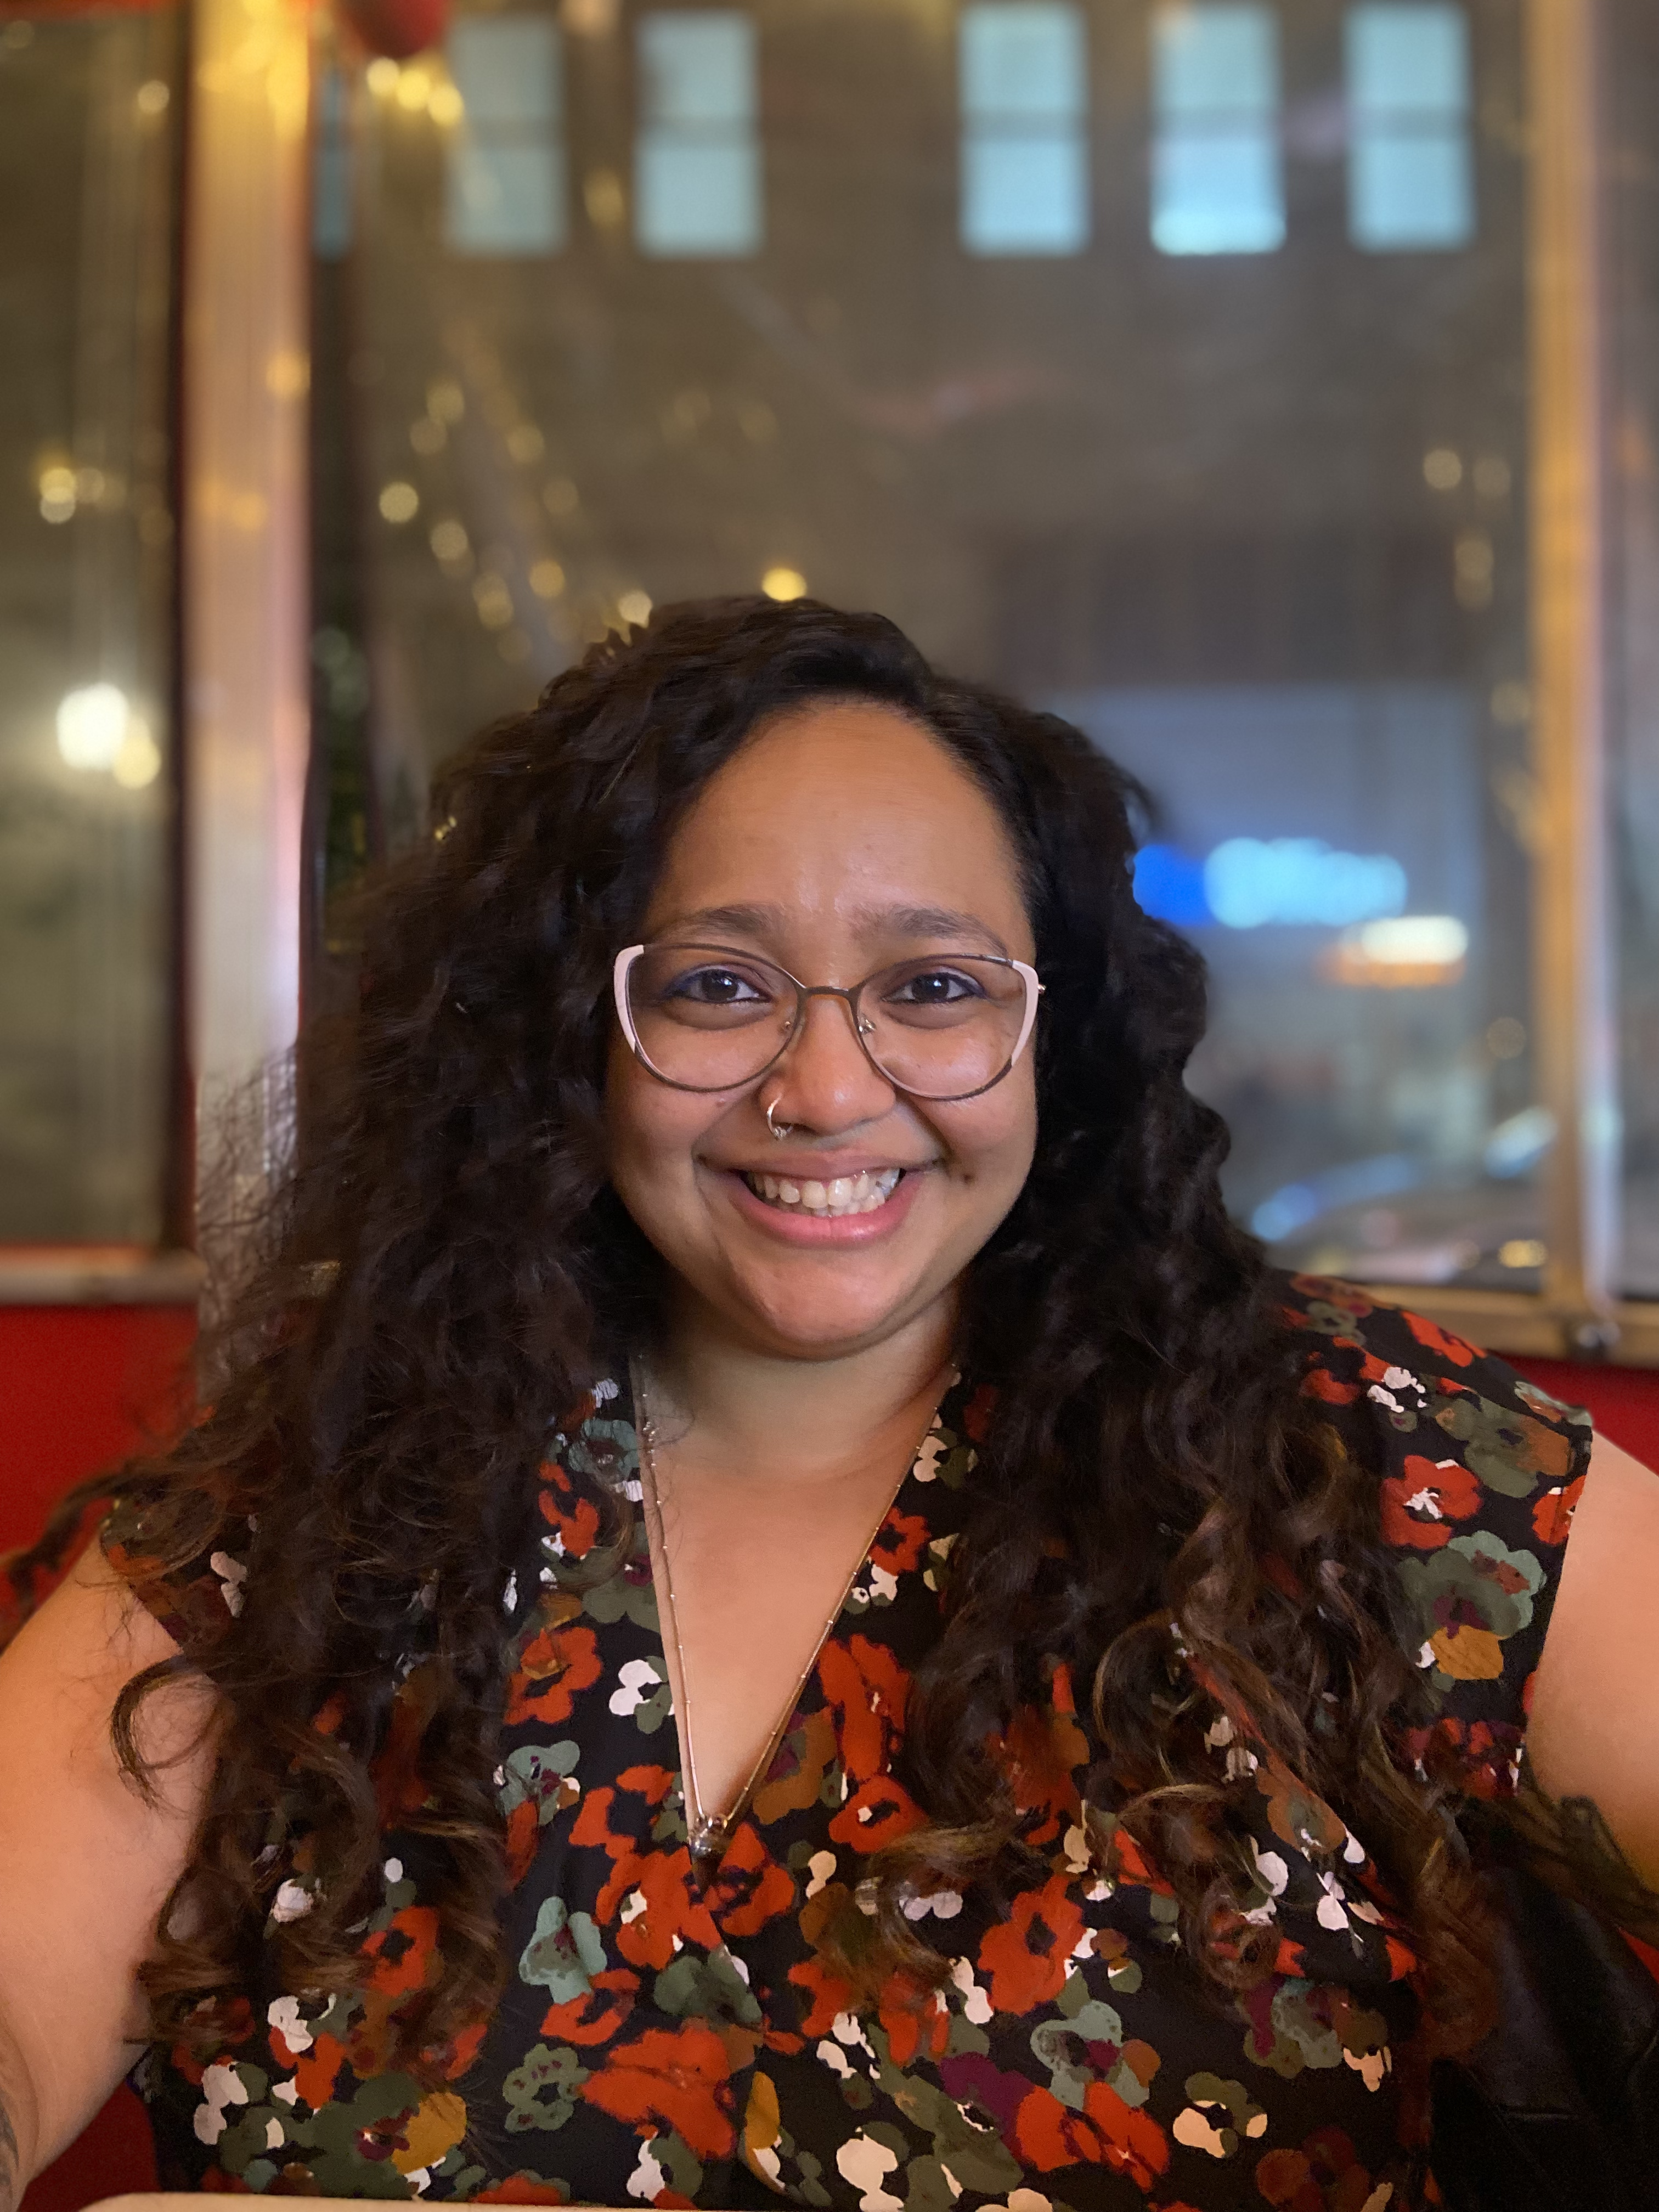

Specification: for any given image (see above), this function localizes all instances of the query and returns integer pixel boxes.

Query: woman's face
[605,700,1039,1361]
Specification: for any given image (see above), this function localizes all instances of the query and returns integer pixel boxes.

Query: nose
[764,990,895,1135]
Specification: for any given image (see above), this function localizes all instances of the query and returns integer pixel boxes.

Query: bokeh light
[57,683,130,770]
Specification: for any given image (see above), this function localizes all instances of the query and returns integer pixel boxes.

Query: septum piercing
[764,1096,796,1143]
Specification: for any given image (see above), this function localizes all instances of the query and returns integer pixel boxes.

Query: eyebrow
[650,901,1011,957]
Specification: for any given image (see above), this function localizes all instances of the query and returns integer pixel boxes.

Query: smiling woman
[0,598,1656,2212]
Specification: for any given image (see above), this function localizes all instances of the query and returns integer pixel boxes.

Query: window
[445,16,565,257]
[1151,3,1284,256]
[635,11,761,258]
[0,7,181,1243]
[311,0,1659,1357]
[959,3,1089,257]
[1346,4,1474,251]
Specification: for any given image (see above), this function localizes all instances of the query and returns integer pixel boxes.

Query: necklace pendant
[688,1815,728,1865]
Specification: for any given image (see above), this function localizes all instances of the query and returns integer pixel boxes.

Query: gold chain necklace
[632,1360,935,1877]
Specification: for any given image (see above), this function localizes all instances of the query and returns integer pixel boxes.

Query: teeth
[746,1167,905,1217]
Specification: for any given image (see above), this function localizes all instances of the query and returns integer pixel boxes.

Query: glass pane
[640,9,754,122]
[636,138,761,255]
[961,5,1087,120]
[445,17,567,257]
[1153,3,1278,114]
[960,3,1089,256]
[1347,5,1474,252]
[1347,3,1469,115]
[1609,0,1659,1300]
[0,8,181,1243]
[963,137,1090,255]
[1152,131,1285,255]
[1350,131,1474,252]
[325,0,1548,1296]
[1150,6,1283,257]
[635,13,761,255]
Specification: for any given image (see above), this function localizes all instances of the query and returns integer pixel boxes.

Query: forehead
[645,701,1031,951]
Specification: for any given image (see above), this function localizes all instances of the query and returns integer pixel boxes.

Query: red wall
[0,1305,196,1553]
[1,1305,1656,2210]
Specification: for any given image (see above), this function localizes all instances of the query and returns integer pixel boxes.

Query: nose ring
[764,1095,795,1143]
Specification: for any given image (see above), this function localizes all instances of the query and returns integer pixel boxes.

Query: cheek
[942,1070,1037,1187]
[605,1047,695,1190]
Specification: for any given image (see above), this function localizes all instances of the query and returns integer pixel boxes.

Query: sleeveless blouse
[105,1276,1592,2210]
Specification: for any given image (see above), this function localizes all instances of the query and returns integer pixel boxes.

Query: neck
[650,1288,959,1482]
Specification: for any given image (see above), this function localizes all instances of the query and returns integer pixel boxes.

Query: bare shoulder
[0,1541,221,2176]
[1,1539,210,1770]
[9,1533,177,1663]
[1525,1429,1659,1910]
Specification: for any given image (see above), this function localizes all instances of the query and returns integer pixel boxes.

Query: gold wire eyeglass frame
[612,941,1044,1103]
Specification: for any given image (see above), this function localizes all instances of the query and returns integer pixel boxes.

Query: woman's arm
[0,1544,217,2207]
[1523,1427,1659,1936]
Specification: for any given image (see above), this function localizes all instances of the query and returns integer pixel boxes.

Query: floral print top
[106,1276,1592,2211]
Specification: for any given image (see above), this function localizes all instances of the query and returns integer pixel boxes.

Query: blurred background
[2,0,1659,2194]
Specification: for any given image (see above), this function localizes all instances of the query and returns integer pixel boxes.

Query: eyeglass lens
[626,945,1029,1100]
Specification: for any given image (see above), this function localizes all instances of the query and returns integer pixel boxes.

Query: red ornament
[341,0,447,62]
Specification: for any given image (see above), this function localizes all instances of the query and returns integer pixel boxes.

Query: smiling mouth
[741,1167,906,1218]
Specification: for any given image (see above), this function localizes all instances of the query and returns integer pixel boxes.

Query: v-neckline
[628,1361,956,1877]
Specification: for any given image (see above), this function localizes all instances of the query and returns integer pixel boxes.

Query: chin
[735,1280,923,1359]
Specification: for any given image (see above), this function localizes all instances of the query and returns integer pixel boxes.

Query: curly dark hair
[7,595,1493,2080]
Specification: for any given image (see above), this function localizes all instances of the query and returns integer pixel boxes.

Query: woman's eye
[667,967,768,1005]
[889,968,980,1005]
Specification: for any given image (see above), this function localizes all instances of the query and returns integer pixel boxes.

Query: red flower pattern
[1379,1454,1482,1549]
[826,1773,927,1852]
[505,1620,604,1726]
[1403,1311,1479,1367]
[707,1824,797,1938]
[537,1470,602,1561]
[1012,2081,1170,2188]
[1533,1472,1585,1547]
[816,1634,910,1782]
[978,1873,1085,2015]
[580,2022,737,2158]
[869,1507,928,1577]
[362,1905,439,1997]
[595,1846,722,1969]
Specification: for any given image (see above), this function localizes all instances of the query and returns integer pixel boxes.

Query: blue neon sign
[1133,838,1408,929]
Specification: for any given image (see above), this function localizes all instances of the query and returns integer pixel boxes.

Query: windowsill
[0,1246,204,1306]
[1361,1282,1659,1367]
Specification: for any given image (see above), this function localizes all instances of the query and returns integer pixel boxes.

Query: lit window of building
[444,16,566,258]
[635,12,761,258]
[1346,3,1475,251]
[959,3,1090,257]
[1150,3,1284,256]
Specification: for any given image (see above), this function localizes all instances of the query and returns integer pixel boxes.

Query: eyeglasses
[612,942,1043,1103]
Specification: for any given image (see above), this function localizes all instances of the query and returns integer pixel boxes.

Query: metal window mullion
[1526,0,1621,1348]
[183,0,311,1209]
